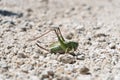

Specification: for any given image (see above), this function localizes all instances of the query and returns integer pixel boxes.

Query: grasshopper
[29,27,78,53]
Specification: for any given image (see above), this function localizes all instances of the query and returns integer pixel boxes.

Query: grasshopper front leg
[36,41,50,52]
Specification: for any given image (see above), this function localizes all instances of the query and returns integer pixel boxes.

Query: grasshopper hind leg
[58,27,65,41]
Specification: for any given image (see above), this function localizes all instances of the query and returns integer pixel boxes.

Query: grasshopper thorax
[65,41,78,51]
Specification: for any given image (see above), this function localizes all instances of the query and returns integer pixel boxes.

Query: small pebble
[109,43,116,49]
[93,33,108,38]
[76,54,85,60]
[80,67,90,75]
[47,70,54,77]
[41,74,49,79]
[66,32,74,40]
[58,54,75,64]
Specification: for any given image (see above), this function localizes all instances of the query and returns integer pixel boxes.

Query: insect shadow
[0,10,23,17]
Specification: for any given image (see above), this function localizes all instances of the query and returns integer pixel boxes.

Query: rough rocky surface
[0,0,120,80]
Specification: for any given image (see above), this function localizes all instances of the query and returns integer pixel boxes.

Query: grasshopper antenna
[27,30,51,42]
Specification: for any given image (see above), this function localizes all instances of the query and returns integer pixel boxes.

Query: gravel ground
[0,0,120,80]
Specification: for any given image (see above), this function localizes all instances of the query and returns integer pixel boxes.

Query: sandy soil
[0,0,120,80]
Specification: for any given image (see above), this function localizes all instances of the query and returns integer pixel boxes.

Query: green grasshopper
[29,27,78,53]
